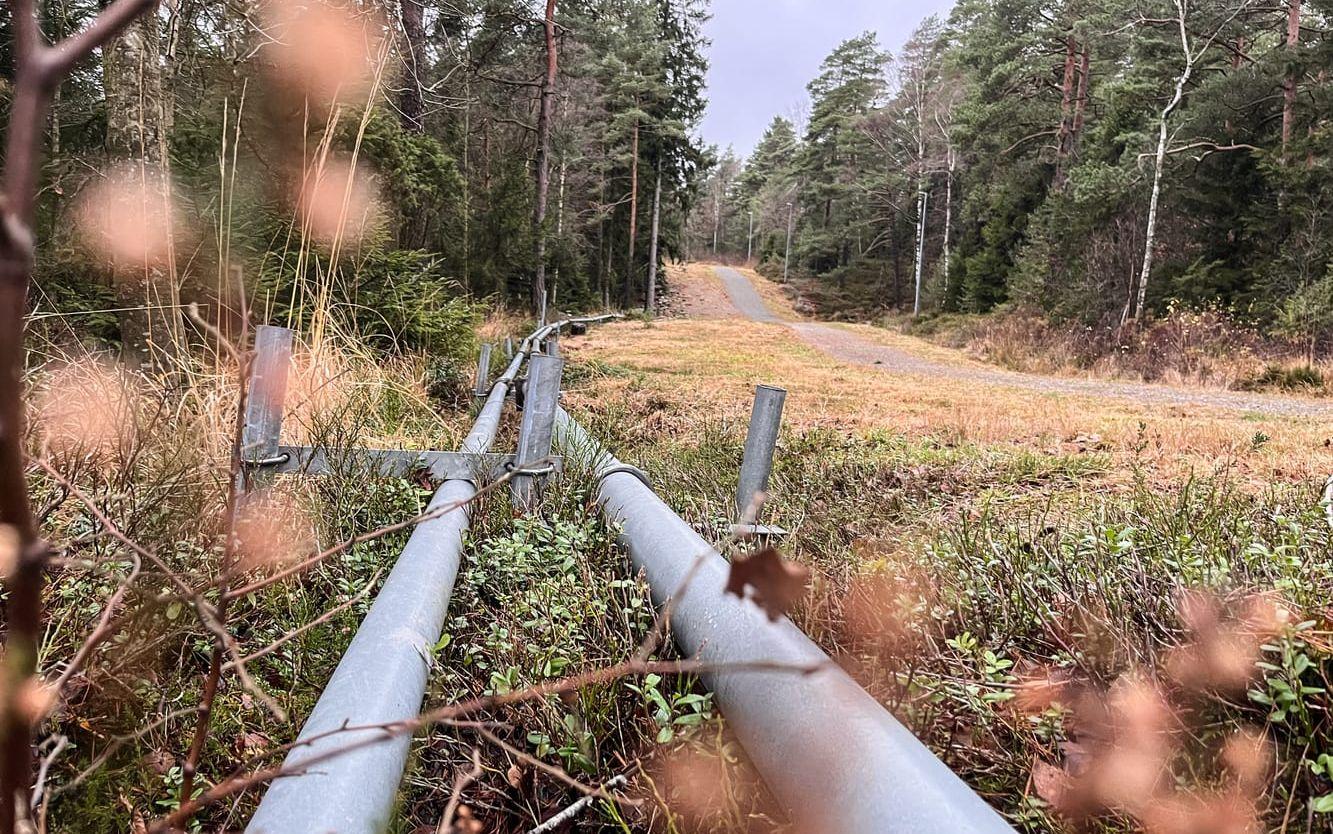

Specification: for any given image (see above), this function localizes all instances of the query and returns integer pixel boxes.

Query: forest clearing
[1,0,1333,833]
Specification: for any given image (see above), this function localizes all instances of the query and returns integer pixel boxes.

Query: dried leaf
[1032,758,1067,807]
[0,524,18,580]
[140,749,174,774]
[724,547,810,621]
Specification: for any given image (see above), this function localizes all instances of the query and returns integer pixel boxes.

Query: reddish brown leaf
[1032,757,1068,807]
[724,547,810,621]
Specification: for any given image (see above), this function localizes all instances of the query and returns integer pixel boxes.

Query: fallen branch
[147,656,829,832]
[526,774,628,834]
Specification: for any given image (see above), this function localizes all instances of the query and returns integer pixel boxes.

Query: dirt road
[711,266,1333,418]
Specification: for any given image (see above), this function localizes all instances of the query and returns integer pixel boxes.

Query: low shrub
[904,305,1332,393]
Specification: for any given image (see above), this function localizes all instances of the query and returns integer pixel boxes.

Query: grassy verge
[563,318,1333,833]
[36,337,473,831]
[897,308,1333,398]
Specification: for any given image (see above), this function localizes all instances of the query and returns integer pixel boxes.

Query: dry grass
[903,308,1333,396]
[476,305,529,345]
[565,317,1333,486]
[565,265,1333,833]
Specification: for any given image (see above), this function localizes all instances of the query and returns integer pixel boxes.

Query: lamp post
[783,201,795,282]
[746,209,754,263]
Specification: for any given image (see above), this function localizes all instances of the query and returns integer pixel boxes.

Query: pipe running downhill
[247,354,524,834]
[247,315,617,834]
[555,409,1016,834]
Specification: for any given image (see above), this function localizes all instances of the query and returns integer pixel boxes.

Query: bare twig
[436,748,483,834]
[29,735,68,814]
[179,321,255,811]
[221,460,544,600]
[49,706,199,799]
[222,568,382,670]
[526,774,627,834]
[147,656,828,832]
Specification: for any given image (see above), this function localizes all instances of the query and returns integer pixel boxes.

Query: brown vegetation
[905,308,1333,396]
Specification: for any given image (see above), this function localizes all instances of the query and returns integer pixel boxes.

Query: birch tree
[531,0,558,317]
[1131,0,1256,322]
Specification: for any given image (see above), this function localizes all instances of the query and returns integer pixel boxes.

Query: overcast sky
[700,0,958,155]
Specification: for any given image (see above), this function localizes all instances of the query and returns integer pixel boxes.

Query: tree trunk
[912,190,929,316]
[645,163,662,313]
[1281,0,1302,153]
[161,0,193,141]
[530,0,558,317]
[104,11,171,367]
[461,83,471,288]
[1056,34,1077,170]
[597,146,608,308]
[398,0,425,132]
[1133,9,1193,322]
[941,145,954,306]
[891,214,902,307]
[621,116,640,308]
[552,151,565,305]
[711,183,720,254]
[1072,44,1091,144]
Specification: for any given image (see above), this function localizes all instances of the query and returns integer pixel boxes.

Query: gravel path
[715,266,780,322]
[712,266,1333,418]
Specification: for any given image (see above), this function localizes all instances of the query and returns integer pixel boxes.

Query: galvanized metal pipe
[556,410,1015,834]
[247,317,622,833]
[247,352,524,834]
[473,342,493,398]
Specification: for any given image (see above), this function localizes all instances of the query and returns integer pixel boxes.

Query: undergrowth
[34,335,468,831]
[395,462,743,833]
[574,383,1333,832]
[899,307,1333,396]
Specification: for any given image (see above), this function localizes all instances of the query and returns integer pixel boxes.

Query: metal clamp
[243,452,292,468]
[596,463,652,490]
[505,461,558,478]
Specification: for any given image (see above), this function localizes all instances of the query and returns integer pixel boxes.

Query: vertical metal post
[783,202,795,283]
[512,354,564,511]
[241,325,294,464]
[539,289,548,327]
[504,336,514,360]
[473,343,493,398]
[747,209,754,262]
[545,332,560,357]
[736,385,786,521]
